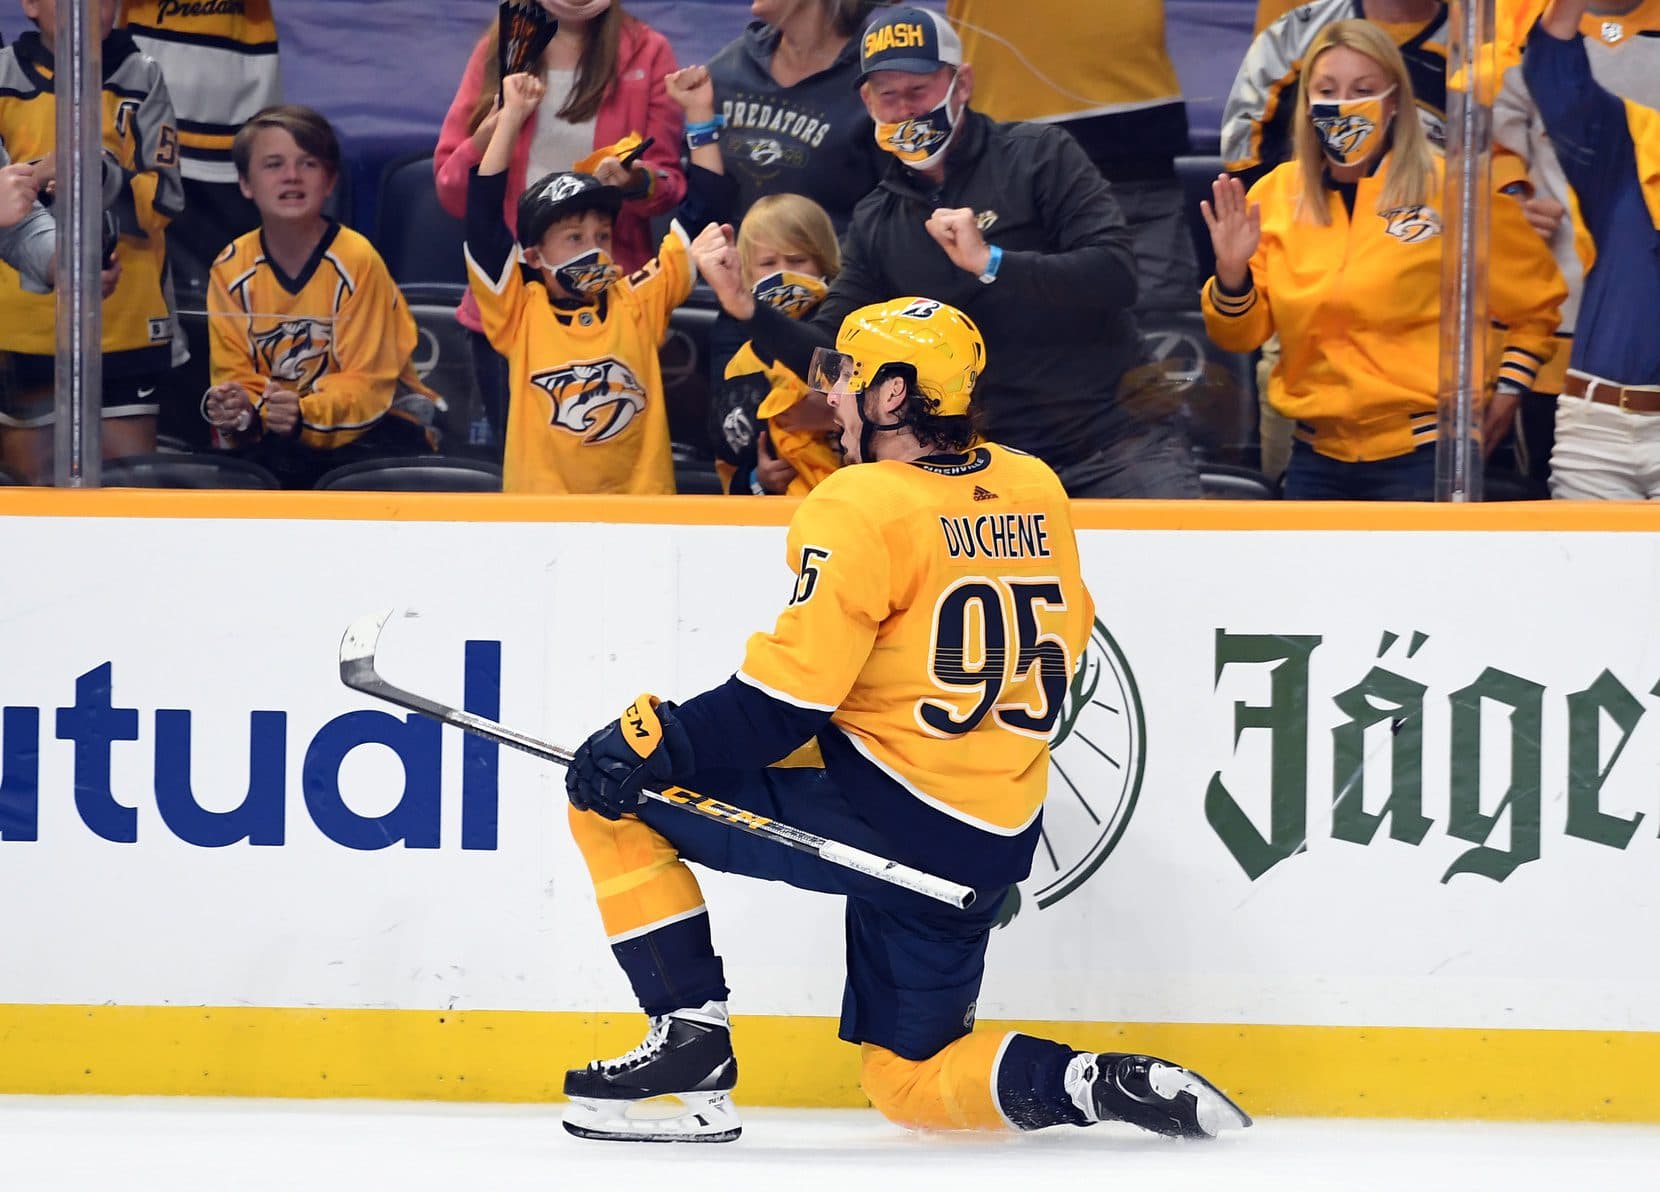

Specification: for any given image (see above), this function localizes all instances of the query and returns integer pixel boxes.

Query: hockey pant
[567,762,1090,1132]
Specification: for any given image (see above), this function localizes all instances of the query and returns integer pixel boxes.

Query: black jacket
[749,109,1144,468]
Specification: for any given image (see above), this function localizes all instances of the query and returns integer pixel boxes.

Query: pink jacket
[434,17,685,333]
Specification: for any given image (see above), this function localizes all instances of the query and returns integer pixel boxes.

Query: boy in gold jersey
[202,106,441,488]
[464,72,692,495]
[559,296,1251,1145]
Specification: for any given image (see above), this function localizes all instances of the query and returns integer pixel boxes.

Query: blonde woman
[1201,19,1566,500]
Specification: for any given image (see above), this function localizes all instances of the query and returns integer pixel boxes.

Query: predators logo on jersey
[533,357,649,443]
[251,317,333,389]
[1383,205,1443,244]
[1310,112,1377,159]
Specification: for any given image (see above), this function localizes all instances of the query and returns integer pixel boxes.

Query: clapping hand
[0,162,39,227]
[591,154,647,193]
[1200,174,1261,294]
[755,429,797,494]
[924,207,991,277]
[664,66,716,122]
[500,72,546,123]
[691,222,755,320]
[261,380,302,436]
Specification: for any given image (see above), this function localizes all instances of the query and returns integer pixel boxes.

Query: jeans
[1283,439,1436,501]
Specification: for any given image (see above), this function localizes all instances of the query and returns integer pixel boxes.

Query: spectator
[693,6,1197,500]
[708,192,843,495]
[1492,0,1660,495]
[436,0,684,460]
[1222,0,1538,484]
[696,0,887,231]
[117,0,281,292]
[1200,19,1566,500]
[946,1,1198,313]
[202,107,442,489]
[1523,0,1660,499]
[0,0,181,485]
[1225,0,1451,186]
[464,72,693,494]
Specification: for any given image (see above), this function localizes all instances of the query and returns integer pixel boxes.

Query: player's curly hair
[874,364,978,452]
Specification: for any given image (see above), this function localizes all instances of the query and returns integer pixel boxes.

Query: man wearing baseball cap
[690,4,1202,499]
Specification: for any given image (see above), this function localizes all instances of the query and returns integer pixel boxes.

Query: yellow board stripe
[5,488,1660,533]
[2,1005,1659,1121]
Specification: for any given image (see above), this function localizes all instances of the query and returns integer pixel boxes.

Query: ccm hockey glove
[567,694,696,820]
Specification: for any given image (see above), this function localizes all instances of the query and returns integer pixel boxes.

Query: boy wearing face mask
[466,71,694,495]
[1199,20,1565,501]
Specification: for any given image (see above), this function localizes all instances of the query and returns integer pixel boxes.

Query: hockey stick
[338,610,977,910]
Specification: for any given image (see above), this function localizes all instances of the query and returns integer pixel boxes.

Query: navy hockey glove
[567,694,696,820]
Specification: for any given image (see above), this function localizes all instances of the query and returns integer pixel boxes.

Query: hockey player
[202,106,442,488]
[464,71,693,494]
[561,295,1251,1143]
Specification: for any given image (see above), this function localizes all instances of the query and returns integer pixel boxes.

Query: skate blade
[1148,1064,1253,1137]
[562,1091,742,1144]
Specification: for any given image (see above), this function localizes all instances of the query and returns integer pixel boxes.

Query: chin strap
[855,368,913,464]
[856,389,908,464]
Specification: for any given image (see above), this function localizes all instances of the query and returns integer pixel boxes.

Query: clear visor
[807,347,858,396]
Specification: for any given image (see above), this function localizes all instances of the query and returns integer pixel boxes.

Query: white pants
[1549,395,1660,500]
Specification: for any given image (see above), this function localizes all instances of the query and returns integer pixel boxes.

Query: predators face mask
[752,271,829,319]
[873,75,962,171]
[549,247,622,298]
[1308,87,1396,167]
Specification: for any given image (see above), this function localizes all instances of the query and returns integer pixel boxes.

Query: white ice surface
[4,1098,1660,1192]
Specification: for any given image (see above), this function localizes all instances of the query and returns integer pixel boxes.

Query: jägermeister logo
[1001,620,1145,924]
[1206,629,1653,884]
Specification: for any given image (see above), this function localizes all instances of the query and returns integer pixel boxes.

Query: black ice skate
[1067,1052,1252,1140]
[562,1001,741,1143]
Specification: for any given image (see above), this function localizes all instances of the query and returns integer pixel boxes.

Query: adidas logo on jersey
[973,486,997,501]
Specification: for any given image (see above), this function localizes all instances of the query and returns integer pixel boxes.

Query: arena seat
[1174,154,1225,284]
[1198,463,1279,499]
[101,452,281,489]
[375,152,466,288]
[314,455,503,492]
[400,282,490,457]
[671,441,724,495]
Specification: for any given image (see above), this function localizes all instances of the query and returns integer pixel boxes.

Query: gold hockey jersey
[467,223,693,495]
[1202,154,1566,462]
[0,31,181,369]
[118,0,282,185]
[208,222,439,450]
[736,444,1094,837]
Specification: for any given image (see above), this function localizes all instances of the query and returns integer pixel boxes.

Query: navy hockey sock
[993,1034,1093,1130]
[611,910,730,1017]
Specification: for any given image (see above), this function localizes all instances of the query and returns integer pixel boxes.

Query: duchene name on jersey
[939,513,1052,561]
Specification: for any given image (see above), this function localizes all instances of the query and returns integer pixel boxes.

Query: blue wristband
[685,115,726,150]
[977,243,1003,285]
